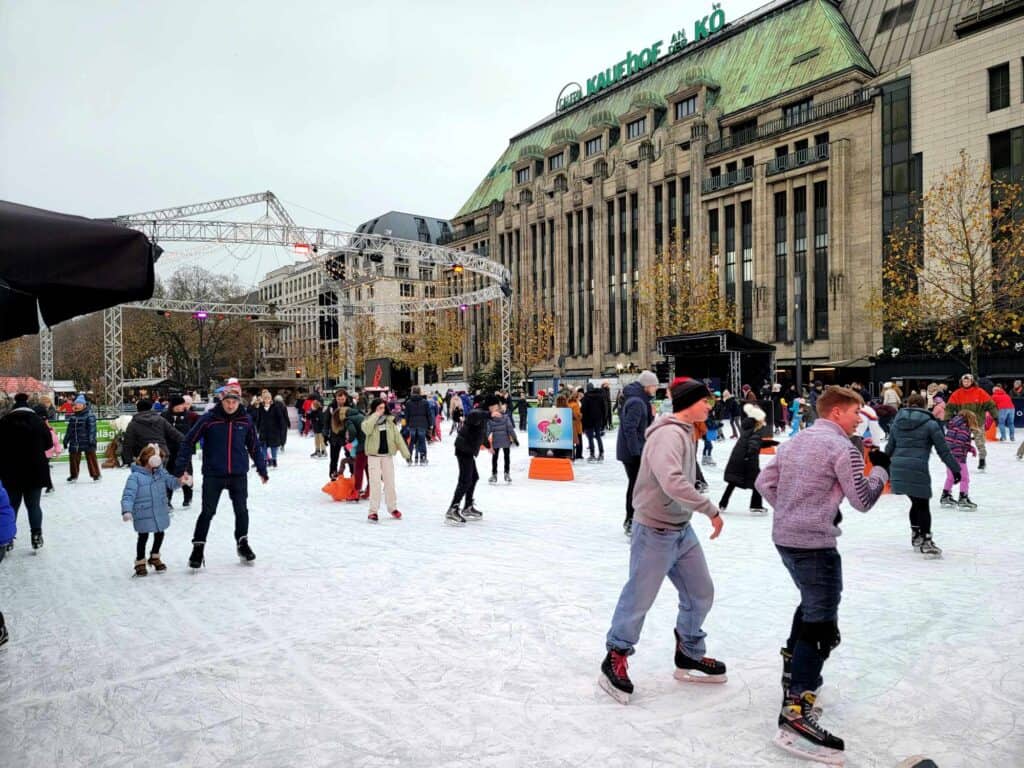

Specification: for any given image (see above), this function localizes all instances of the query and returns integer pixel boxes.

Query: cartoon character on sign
[372,364,383,388]
[537,413,564,443]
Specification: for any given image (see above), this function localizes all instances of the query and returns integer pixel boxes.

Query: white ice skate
[772,727,845,765]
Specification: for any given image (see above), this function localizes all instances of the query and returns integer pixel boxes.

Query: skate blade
[673,669,728,684]
[444,518,466,527]
[598,675,631,705]
[237,558,255,565]
[896,757,938,768]
[772,728,844,765]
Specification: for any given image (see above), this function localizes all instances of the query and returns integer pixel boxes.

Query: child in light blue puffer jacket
[121,444,181,577]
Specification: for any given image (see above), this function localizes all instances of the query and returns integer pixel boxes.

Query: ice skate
[917,535,942,558]
[587,455,597,463]
[489,474,498,484]
[939,491,955,507]
[911,529,924,549]
[957,493,977,509]
[597,454,604,462]
[504,472,511,484]
[694,480,709,494]
[599,650,633,704]
[673,629,727,683]
[977,458,986,472]
[623,519,632,537]
[390,509,402,520]
[773,691,844,765]
[236,536,255,563]
[368,512,379,522]
[133,559,148,577]
[896,757,938,768]
[0,612,7,647]
[188,541,205,570]
[147,553,167,572]
[749,507,768,515]
[701,455,716,467]
[444,505,466,526]
[779,647,823,712]
[462,504,483,521]
[30,532,43,551]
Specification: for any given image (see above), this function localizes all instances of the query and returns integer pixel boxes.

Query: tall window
[607,201,617,354]
[619,196,628,353]
[549,152,565,172]
[576,211,586,356]
[586,136,603,156]
[547,219,555,314]
[990,125,1024,184]
[586,207,594,355]
[774,191,788,341]
[627,117,647,139]
[989,63,1010,112]
[668,179,678,246]
[566,213,575,356]
[794,187,808,340]
[516,167,530,185]
[630,192,639,352]
[724,205,736,307]
[675,95,697,120]
[654,184,664,254]
[784,98,813,127]
[682,176,691,245]
[741,201,753,337]
[813,181,829,339]
[708,208,720,262]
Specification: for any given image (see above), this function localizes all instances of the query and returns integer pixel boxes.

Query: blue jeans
[7,486,43,534]
[776,545,843,695]
[266,445,279,463]
[606,522,715,660]
[411,428,428,460]
[997,408,1015,441]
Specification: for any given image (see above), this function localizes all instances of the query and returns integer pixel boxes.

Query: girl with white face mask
[120,444,182,577]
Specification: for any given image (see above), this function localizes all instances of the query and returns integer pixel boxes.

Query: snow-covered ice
[1,428,1022,767]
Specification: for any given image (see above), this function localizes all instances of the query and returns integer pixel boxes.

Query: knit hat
[168,395,186,408]
[637,370,659,388]
[135,399,153,412]
[743,403,766,422]
[670,378,711,412]
[74,394,87,405]
[13,392,29,405]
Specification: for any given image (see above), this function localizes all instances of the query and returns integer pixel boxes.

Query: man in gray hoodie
[600,378,725,705]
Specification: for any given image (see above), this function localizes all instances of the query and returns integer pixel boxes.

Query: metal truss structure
[64,192,513,403]
[38,323,53,386]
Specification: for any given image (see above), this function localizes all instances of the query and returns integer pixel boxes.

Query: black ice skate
[30,532,43,551]
[774,691,844,765]
[939,491,956,507]
[749,507,768,515]
[445,505,466,526]
[779,647,823,712]
[0,611,8,647]
[957,493,977,509]
[489,474,498,484]
[599,649,634,704]
[673,629,727,683]
[462,504,483,521]
[977,458,986,472]
[504,472,511,483]
[623,519,632,537]
[188,541,206,570]
[236,536,256,563]
[917,535,942,558]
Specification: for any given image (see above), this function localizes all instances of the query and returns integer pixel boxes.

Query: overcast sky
[0,0,765,287]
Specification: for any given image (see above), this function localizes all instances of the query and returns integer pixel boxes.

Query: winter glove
[867,448,890,471]
[952,472,962,485]
[122,512,133,523]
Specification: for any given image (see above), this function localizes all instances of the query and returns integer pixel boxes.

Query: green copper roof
[455,0,873,218]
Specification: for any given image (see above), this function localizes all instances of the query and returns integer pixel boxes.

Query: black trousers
[491,447,510,475]
[622,457,642,524]
[192,475,249,542]
[450,452,479,508]
[167,461,193,505]
[909,496,931,536]
[136,531,165,560]
[719,483,763,510]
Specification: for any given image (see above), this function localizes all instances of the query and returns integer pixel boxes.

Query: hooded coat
[0,406,53,491]
[120,463,179,533]
[883,407,960,498]
[254,400,289,448]
[581,388,605,431]
[723,409,774,489]
[122,409,182,461]
[616,381,653,462]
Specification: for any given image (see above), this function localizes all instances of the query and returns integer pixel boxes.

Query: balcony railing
[766,142,831,176]
[705,89,869,157]
[438,221,488,245]
[701,165,754,194]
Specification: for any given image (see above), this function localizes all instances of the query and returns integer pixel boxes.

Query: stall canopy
[657,330,776,394]
[0,200,159,341]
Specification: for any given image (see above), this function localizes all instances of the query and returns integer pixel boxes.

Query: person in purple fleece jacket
[755,386,889,762]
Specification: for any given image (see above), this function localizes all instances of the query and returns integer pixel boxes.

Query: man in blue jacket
[616,371,658,536]
[173,384,268,569]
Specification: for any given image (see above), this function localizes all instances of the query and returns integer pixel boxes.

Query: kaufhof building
[449,0,882,386]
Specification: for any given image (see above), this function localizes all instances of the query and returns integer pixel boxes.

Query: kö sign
[556,4,726,113]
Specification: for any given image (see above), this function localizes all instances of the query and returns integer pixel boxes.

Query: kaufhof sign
[556,4,727,113]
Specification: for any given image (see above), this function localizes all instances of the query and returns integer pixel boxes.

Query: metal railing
[701,165,754,194]
[438,221,489,245]
[705,89,868,157]
[766,142,831,176]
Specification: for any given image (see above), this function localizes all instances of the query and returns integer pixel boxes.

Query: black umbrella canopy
[0,200,158,341]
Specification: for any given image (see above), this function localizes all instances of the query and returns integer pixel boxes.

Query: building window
[515,167,530,185]
[741,201,753,337]
[774,191,788,342]
[585,136,603,157]
[814,181,830,339]
[724,205,736,308]
[731,118,758,146]
[549,152,564,172]
[877,0,916,33]
[626,117,647,140]
[794,187,808,340]
[989,63,1010,111]
[619,197,628,353]
[424,284,437,298]
[667,179,677,247]
[419,266,433,281]
[395,264,409,279]
[784,98,813,127]
[708,208,719,262]
[675,95,697,121]
[654,184,664,254]
[400,282,414,297]
[682,176,691,245]
[990,125,1024,184]
[401,321,414,335]
[607,200,616,354]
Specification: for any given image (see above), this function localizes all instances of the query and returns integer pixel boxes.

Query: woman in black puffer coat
[719,403,776,513]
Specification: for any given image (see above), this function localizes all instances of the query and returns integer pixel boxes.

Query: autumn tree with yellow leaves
[875,150,1024,374]
[509,293,556,386]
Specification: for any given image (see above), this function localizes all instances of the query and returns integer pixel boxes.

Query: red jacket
[946,385,998,421]
[992,388,1014,409]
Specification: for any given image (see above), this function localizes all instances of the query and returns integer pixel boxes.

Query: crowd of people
[0,368,1020,763]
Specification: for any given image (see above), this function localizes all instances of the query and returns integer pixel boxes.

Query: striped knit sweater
[756,418,889,549]
[943,415,975,462]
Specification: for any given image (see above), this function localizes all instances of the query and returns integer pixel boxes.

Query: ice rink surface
[1,426,1022,767]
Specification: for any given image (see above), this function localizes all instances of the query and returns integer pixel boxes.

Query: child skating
[121,444,181,577]
[939,411,978,509]
[486,403,518,484]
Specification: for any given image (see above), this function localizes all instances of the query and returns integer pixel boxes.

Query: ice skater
[939,410,978,510]
[600,378,726,705]
[756,386,889,764]
[121,444,181,576]
[486,401,518,484]
[718,403,775,515]
[445,395,500,525]
[173,383,268,569]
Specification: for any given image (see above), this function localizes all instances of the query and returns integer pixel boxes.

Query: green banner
[50,420,118,463]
